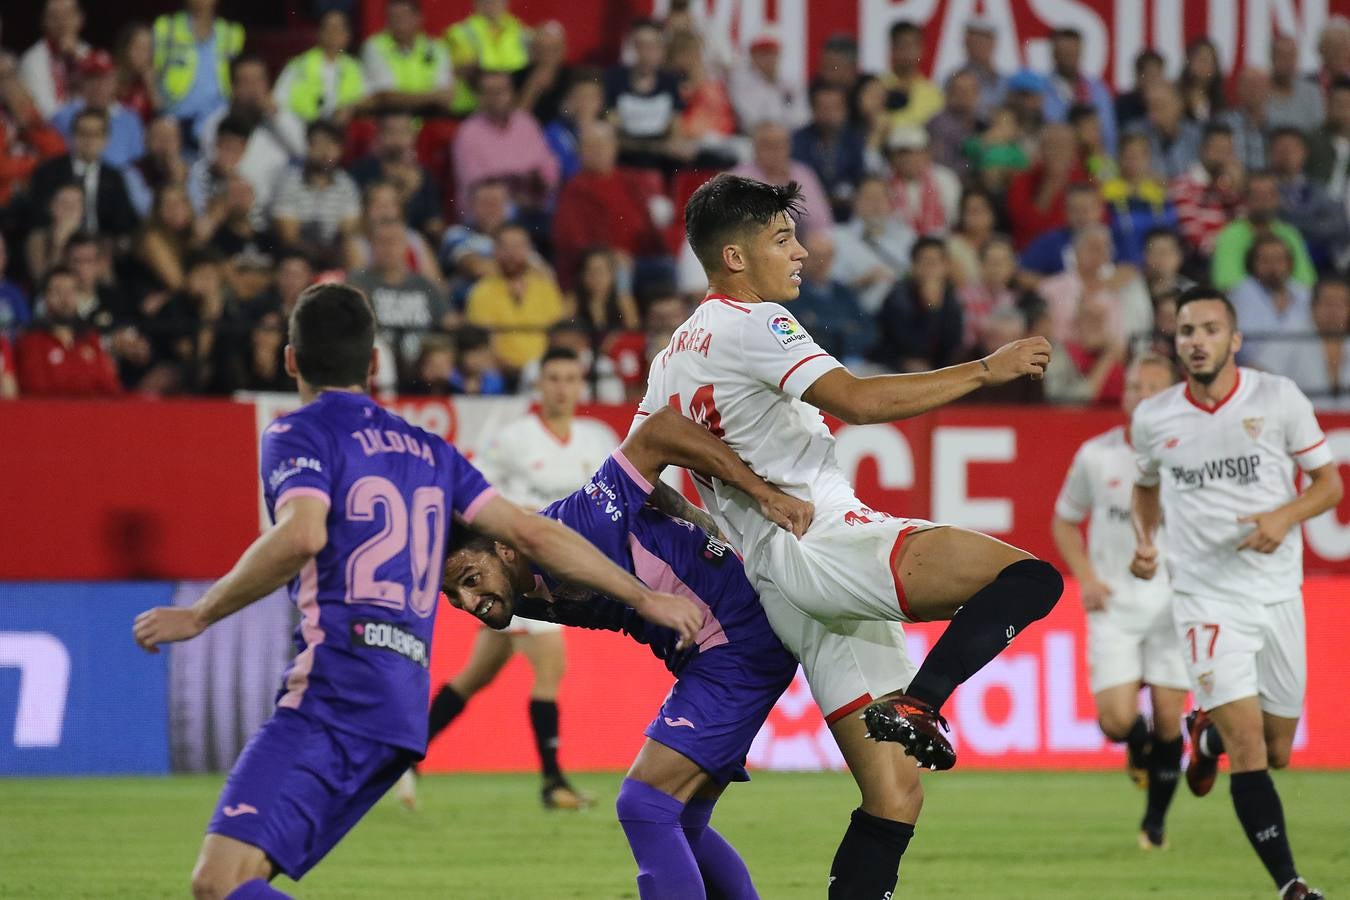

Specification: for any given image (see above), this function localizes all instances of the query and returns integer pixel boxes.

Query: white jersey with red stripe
[474,413,618,512]
[1132,367,1332,602]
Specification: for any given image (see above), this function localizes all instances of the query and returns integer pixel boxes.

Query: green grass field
[1,771,1347,898]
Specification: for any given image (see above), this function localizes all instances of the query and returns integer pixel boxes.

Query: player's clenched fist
[133,606,206,653]
[1078,577,1113,612]
[632,590,706,647]
[983,337,1053,383]
[1129,543,1159,580]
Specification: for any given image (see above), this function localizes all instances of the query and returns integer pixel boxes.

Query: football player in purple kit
[132,283,703,900]
[441,405,815,899]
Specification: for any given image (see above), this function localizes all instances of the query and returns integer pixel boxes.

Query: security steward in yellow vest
[153,0,244,142]
[360,0,453,117]
[276,10,367,123]
[444,0,531,116]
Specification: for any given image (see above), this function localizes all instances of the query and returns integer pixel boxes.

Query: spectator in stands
[274,10,366,125]
[791,231,868,364]
[1269,127,1350,270]
[516,320,626,402]
[886,125,960,237]
[1070,103,1115,180]
[350,218,453,375]
[347,180,443,287]
[405,332,456,396]
[1267,35,1324,133]
[1041,27,1117,153]
[65,230,132,330]
[220,243,278,326]
[440,178,518,300]
[1101,133,1178,265]
[606,19,689,170]
[1129,82,1201,180]
[1141,227,1195,307]
[1222,68,1273,172]
[1285,277,1350,402]
[274,250,312,317]
[451,324,507,395]
[952,17,1005,119]
[543,70,607,181]
[445,0,532,117]
[207,175,276,264]
[851,75,891,166]
[351,111,443,238]
[135,183,209,294]
[200,56,306,216]
[465,223,564,373]
[452,70,558,223]
[813,33,860,97]
[238,308,293,392]
[1046,294,1127,406]
[1212,171,1316,291]
[567,247,640,332]
[792,82,866,223]
[1037,224,1152,347]
[1115,49,1165,133]
[957,235,1020,356]
[26,184,85,284]
[1230,233,1315,372]
[926,70,980,178]
[729,30,809,133]
[879,22,942,129]
[1315,17,1350,96]
[962,105,1030,193]
[1007,123,1086,249]
[19,0,89,119]
[28,107,139,240]
[271,119,361,269]
[873,236,963,372]
[15,266,121,397]
[52,51,144,170]
[152,0,245,145]
[125,114,188,216]
[1019,181,1108,278]
[1005,70,1050,147]
[187,114,249,222]
[550,121,668,290]
[518,21,574,125]
[0,56,65,208]
[669,31,738,168]
[361,0,454,116]
[830,174,914,315]
[0,235,31,336]
[142,249,243,394]
[731,122,832,237]
[1179,38,1225,122]
[1170,122,1244,260]
[946,188,1000,287]
[1308,78,1350,206]
[113,22,159,124]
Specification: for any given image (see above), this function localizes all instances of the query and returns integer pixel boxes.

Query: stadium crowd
[2,0,1350,406]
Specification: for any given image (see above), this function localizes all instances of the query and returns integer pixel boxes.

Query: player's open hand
[1080,577,1112,611]
[633,590,705,647]
[984,338,1052,384]
[133,606,206,653]
[756,489,814,539]
[1129,543,1159,580]
[1236,510,1291,553]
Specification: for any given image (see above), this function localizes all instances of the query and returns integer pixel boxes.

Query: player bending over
[1131,287,1337,900]
[132,284,701,900]
[442,405,811,899]
[635,173,1063,898]
[1052,355,1189,850]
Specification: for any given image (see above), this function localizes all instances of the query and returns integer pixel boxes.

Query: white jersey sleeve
[1281,379,1333,471]
[1054,445,1094,524]
[1131,407,1161,487]
[739,304,844,399]
[472,429,516,493]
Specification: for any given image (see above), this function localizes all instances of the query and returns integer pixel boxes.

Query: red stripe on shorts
[890,526,920,622]
[825,693,874,726]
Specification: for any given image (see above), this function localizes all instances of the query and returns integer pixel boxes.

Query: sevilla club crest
[1243,417,1264,440]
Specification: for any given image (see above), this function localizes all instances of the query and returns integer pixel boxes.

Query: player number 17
[1185,623,1220,663]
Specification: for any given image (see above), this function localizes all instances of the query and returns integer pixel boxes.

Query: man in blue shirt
[50,51,145,170]
[1041,28,1117,154]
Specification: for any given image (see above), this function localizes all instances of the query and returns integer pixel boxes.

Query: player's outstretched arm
[1237,462,1344,553]
[470,495,706,645]
[133,497,329,653]
[624,407,814,538]
[803,338,1051,425]
[1129,483,1163,579]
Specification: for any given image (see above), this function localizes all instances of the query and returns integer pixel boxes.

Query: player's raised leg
[516,628,591,809]
[190,834,283,900]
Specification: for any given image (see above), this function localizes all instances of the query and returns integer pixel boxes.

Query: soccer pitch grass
[1,771,1347,898]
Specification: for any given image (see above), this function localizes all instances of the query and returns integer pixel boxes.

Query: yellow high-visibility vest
[152,12,245,104]
[368,32,443,95]
[444,13,529,115]
[284,47,365,121]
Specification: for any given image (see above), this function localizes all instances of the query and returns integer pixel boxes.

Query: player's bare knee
[1097,712,1135,742]
[189,864,235,900]
[1267,746,1292,769]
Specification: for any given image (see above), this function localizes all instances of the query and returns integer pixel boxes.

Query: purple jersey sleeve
[260,418,335,516]
[444,444,497,522]
[542,451,655,560]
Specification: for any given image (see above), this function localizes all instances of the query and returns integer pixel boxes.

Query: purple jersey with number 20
[260,391,494,752]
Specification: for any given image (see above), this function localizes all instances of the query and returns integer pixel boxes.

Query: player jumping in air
[1052,355,1190,850]
[400,347,617,811]
[635,174,1063,897]
[132,284,701,900]
[442,405,811,899]
[1131,287,1337,900]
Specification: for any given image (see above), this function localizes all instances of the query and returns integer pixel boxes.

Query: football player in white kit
[1130,288,1339,900]
[634,174,1064,898]
[1052,354,1190,851]
[401,348,617,811]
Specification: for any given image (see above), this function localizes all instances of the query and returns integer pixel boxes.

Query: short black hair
[288,282,377,389]
[1176,285,1238,325]
[1269,126,1307,147]
[1051,27,1083,41]
[231,53,268,79]
[1332,76,1350,95]
[684,173,804,272]
[456,324,492,354]
[630,17,663,35]
[217,114,253,142]
[445,521,496,564]
[1201,121,1234,142]
[64,230,100,253]
[1067,102,1098,124]
[42,265,77,293]
[73,107,109,132]
[306,118,345,145]
[1245,232,1292,275]
[889,21,921,43]
[1143,226,1182,249]
[540,345,582,367]
[1135,49,1164,74]
[910,235,947,262]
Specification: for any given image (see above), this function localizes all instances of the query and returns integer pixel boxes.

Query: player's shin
[223,880,292,899]
[827,808,914,900]
[1231,770,1300,889]
[616,778,705,899]
[906,560,1063,712]
[427,684,468,742]
[682,797,757,899]
[1142,735,1183,835]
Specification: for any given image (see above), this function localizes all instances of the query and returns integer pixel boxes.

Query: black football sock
[828,808,914,900]
[427,684,467,743]
[529,699,562,781]
[1198,722,1226,759]
[1230,770,1298,889]
[1142,735,1183,830]
[1121,714,1149,749]
[906,559,1063,712]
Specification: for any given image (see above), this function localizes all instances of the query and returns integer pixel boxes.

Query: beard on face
[1184,344,1230,385]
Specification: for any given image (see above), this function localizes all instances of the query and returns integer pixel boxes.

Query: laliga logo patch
[768,314,809,349]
